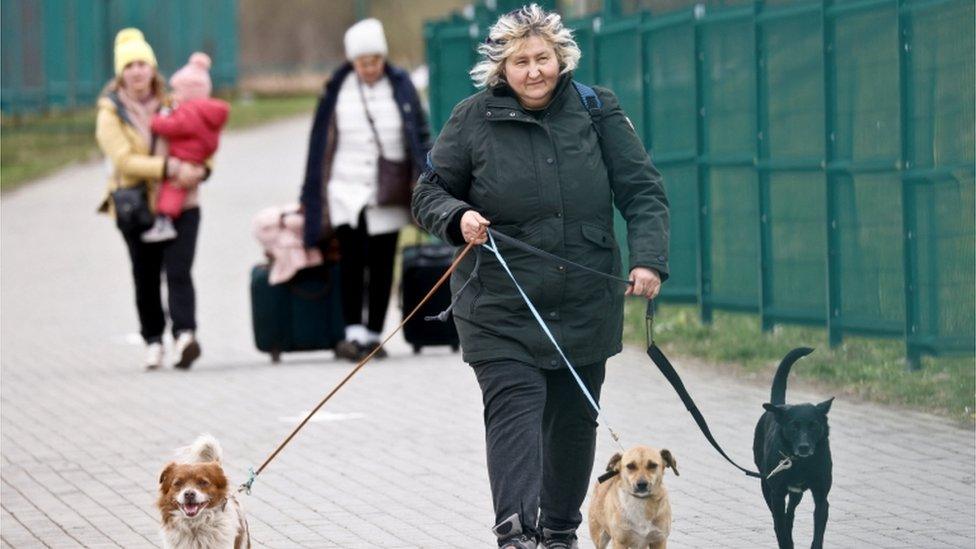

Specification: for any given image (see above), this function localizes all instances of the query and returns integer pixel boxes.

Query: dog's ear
[816,397,834,415]
[660,449,679,476]
[606,452,622,472]
[158,462,176,491]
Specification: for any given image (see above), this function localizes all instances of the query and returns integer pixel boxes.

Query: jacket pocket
[580,223,620,278]
[581,223,614,249]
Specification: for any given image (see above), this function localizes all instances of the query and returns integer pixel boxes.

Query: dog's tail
[770,347,814,405]
[181,433,223,464]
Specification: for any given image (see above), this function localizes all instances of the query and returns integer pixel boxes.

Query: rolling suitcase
[400,242,460,354]
[250,263,345,363]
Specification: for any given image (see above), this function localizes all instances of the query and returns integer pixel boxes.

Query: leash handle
[645,299,655,347]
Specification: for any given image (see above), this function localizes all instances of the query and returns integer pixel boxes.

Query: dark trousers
[122,207,200,343]
[472,359,606,541]
[334,219,399,334]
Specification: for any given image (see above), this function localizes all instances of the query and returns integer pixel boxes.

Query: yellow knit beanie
[114,28,157,76]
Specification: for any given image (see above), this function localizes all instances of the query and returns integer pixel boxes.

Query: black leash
[487,229,633,286]
[430,229,762,479]
[644,301,761,479]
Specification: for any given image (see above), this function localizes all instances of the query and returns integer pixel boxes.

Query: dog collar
[597,470,618,484]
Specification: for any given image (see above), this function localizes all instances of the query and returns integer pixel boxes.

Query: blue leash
[483,230,626,452]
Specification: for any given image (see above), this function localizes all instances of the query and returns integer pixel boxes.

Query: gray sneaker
[493,514,537,549]
[539,528,579,549]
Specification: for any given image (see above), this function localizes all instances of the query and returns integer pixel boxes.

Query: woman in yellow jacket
[96,29,208,370]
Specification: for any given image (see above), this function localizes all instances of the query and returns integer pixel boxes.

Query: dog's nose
[184,491,196,502]
[796,444,811,456]
[635,481,649,492]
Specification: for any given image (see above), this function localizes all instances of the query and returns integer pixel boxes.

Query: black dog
[753,347,834,549]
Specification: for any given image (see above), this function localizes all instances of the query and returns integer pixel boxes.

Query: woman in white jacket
[299,18,431,360]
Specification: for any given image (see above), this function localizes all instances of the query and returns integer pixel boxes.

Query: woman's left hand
[626,267,662,299]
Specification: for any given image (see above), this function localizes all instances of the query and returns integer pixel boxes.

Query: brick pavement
[1,116,973,548]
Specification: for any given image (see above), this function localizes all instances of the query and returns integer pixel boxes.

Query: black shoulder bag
[107,92,156,235]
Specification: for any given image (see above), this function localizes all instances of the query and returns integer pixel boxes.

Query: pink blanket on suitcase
[252,205,323,285]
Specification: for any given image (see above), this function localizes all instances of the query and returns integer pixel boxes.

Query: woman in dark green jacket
[411,5,668,548]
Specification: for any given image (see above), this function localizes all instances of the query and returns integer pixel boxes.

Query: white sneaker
[174,331,201,369]
[144,342,164,370]
[141,216,177,243]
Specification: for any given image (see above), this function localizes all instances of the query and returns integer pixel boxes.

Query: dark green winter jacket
[411,74,669,369]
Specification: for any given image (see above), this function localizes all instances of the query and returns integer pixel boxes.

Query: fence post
[822,0,842,348]
[755,0,773,332]
[897,0,922,370]
[695,9,713,325]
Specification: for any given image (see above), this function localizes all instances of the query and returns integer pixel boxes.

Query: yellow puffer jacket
[94,93,167,216]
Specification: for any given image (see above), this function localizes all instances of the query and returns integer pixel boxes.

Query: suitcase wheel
[412,345,422,355]
[451,344,460,353]
[270,350,282,364]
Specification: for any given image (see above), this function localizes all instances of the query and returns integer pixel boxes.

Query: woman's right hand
[460,210,491,245]
[174,162,207,188]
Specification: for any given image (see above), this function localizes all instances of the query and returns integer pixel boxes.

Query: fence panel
[829,3,905,337]
[759,5,827,325]
[701,11,758,311]
[903,0,976,356]
[1,0,237,114]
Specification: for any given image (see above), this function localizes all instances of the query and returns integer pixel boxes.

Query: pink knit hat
[169,52,212,101]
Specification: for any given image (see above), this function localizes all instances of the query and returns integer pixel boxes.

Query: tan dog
[587,446,678,549]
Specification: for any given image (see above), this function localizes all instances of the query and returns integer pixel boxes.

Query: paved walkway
[2,116,974,548]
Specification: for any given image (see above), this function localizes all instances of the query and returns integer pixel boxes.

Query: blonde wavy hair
[470,3,581,89]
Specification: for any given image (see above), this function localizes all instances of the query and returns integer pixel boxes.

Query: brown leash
[240,241,476,494]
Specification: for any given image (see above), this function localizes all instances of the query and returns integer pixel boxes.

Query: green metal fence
[1,0,237,114]
[425,0,975,365]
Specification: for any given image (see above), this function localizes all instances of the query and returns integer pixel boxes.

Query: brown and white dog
[587,445,678,549]
[157,434,250,549]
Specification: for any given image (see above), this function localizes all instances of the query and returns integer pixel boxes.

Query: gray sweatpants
[472,359,606,542]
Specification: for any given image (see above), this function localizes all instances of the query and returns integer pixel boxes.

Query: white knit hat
[344,18,388,60]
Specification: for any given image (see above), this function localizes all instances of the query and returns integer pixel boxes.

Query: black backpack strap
[572,80,611,180]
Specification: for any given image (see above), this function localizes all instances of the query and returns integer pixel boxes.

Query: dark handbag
[111,185,154,234]
[376,156,413,206]
[357,78,414,207]
[106,90,157,234]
